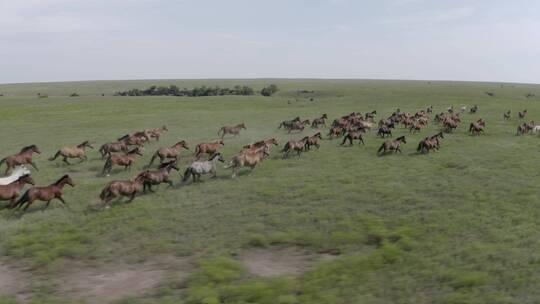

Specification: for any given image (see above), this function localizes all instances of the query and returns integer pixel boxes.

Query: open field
[1,79,540,303]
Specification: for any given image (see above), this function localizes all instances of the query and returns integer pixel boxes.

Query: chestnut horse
[0,174,34,208]
[49,141,94,164]
[311,114,328,128]
[377,136,406,155]
[102,147,144,176]
[226,146,268,178]
[148,141,189,167]
[100,172,150,206]
[328,127,345,138]
[281,137,309,158]
[11,175,74,211]
[417,132,444,153]
[99,141,129,159]
[140,161,179,192]
[0,145,41,174]
[469,119,485,136]
[194,139,224,160]
[304,132,322,150]
[218,123,246,138]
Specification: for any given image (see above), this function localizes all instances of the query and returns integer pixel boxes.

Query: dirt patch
[0,261,31,302]
[239,247,337,278]
[55,256,193,304]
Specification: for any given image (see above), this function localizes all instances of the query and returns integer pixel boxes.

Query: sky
[1,0,539,84]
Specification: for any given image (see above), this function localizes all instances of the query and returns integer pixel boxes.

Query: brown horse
[442,118,458,133]
[99,172,150,206]
[0,145,41,174]
[281,137,309,158]
[118,134,147,147]
[341,129,365,146]
[278,117,301,129]
[287,119,311,133]
[328,127,345,138]
[417,132,444,153]
[148,141,189,167]
[194,139,225,160]
[218,123,246,138]
[517,121,534,135]
[11,175,75,211]
[0,174,34,208]
[377,126,392,138]
[140,161,179,192]
[377,136,406,155]
[149,126,168,141]
[469,119,485,136]
[311,114,328,128]
[99,141,129,159]
[49,141,94,164]
[243,138,279,150]
[226,146,268,178]
[102,147,144,176]
[503,110,511,120]
[304,132,322,150]
[519,110,528,119]
[409,122,424,134]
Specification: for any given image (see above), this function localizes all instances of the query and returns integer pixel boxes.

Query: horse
[377,126,392,138]
[409,122,424,134]
[417,132,444,153]
[377,136,406,155]
[365,110,377,121]
[140,161,179,192]
[442,118,458,133]
[102,147,144,176]
[243,138,279,150]
[311,114,328,128]
[278,117,301,129]
[99,141,129,159]
[519,110,528,119]
[426,106,433,114]
[532,125,540,134]
[226,146,268,178]
[218,123,246,138]
[517,121,534,135]
[0,174,34,208]
[49,141,94,164]
[281,137,309,158]
[149,126,168,141]
[148,141,189,167]
[182,153,224,182]
[469,119,485,136]
[328,127,345,138]
[341,130,365,146]
[287,119,311,133]
[11,175,75,211]
[100,172,150,206]
[118,134,147,147]
[470,105,478,113]
[0,166,31,186]
[194,139,225,160]
[304,132,322,150]
[503,110,511,120]
[0,145,41,174]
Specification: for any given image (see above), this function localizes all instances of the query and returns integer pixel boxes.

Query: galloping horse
[140,161,179,192]
[518,110,528,119]
[377,136,406,155]
[11,175,75,211]
[311,114,328,128]
[278,117,300,129]
[100,172,150,206]
[102,147,144,176]
[194,139,224,160]
[304,132,322,150]
[469,119,485,136]
[377,126,392,138]
[99,141,129,159]
[0,166,31,186]
[118,134,146,147]
[0,174,34,208]
[218,123,246,138]
[517,121,534,135]
[281,137,309,158]
[503,110,511,120]
[49,141,94,164]
[341,129,365,146]
[149,126,168,141]
[182,153,224,182]
[148,141,189,167]
[0,145,41,174]
[243,138,279,150]
[287,119,311,133]
[328,127,345,138]
[226,146,268,178]
[417,132,444,153]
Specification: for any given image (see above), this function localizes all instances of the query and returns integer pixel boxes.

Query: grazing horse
[0,145,41,174]
[503,110,511,120]
[11,175,75,211]
[149,126,168,141]
[99,141,129,159]
[377,136,406,155]
[0,174,34,208]
[278,117,301,129]
[194,139,225,160]
[469,119,485,136]
[49,141,94,164]
[304,132,322,150]
[148,141,189,167]
[519,110,528,119]
[281,137,309,158]
[311,114,328,128]
[100,172,150,206]
[287,119,311,133]
[218,123,247,138]
[226,146,268,178]
[341,129,365,146]
[102,147,144,176]
[140,161,179,192]
[377,126,392,138]
[0,166,31,186]
[182,153,224,182]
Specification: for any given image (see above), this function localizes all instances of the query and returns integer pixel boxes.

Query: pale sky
[1,0,539,84]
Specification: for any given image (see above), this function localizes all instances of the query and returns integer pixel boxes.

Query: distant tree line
[114,84,279,97]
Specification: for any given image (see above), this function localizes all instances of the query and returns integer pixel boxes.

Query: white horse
[532,125,540,133]
[0,166,31,185]
[182,153,224,182]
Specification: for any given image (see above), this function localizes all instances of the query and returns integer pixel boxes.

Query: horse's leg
[29,162,39,171]
[63,157,71,165]
[127,193,136,203]
[43,200,52,210]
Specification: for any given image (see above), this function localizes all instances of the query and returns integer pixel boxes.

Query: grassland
[1,79,540,303]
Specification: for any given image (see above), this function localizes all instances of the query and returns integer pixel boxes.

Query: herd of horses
[0,106,536,212]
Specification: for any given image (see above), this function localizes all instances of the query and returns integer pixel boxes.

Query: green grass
[1,79,540,303]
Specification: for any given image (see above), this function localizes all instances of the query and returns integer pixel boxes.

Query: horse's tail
[48,150,61,161]
[10,190,29,209]
[182,167,193,182]
[377,143,385,155]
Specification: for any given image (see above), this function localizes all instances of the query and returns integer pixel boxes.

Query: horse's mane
[118,134,130,141]
[54,174,69,185]
[20,145,36,153]
[159,161,175,169]
[78,141,89,147]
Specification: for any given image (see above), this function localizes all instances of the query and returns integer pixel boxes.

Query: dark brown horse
[0,145,41,174]
[519,110,528,119]
[218,123,246,138]
[0,174,34,208]
[100,172,150,206]
[377,126,392,138]
[278,117,301,129]
[49,141,93,164]
[194,139,225,160]
[140,161,179,192]
[377,136,406,155]
[341,129,365,146]
[148,141,189,167]
[11,175,74,211]
[102,147,144,176]
[311,114,328,128]
[99,141,129,159]
[304,132,322,150]
[281,137,309,158]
